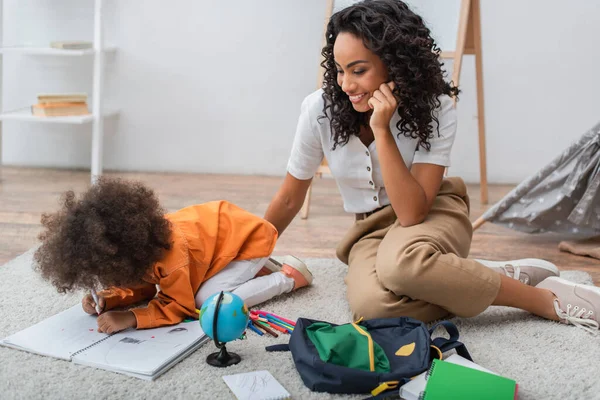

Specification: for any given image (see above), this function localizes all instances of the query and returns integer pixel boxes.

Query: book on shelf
[50,41,92,50]
[37,93,88,104]
[32,102,90,117]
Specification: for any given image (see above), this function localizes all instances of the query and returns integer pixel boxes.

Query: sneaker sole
[281,255,313,285]
[475,258,559,275]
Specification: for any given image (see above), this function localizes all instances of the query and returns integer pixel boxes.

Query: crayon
[90,289,102,315]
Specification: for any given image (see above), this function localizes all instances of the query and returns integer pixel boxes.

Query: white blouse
[287,89,458,214]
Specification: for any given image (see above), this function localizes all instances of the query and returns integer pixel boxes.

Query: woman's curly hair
[320,0,459,150]
[34,178,172,293]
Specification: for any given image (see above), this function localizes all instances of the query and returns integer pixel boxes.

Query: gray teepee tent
[473,121,600,237]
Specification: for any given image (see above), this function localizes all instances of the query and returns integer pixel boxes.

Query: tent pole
[472,216,486,231]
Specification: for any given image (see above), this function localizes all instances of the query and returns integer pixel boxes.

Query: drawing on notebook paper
[1,305,209,380]
[119,337,144,344]
[101,334,186,366]
[167,327,188,334]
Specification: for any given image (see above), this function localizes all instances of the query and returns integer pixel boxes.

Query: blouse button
[365,151,369,156]
[369,180,373,186]
[373,196,378,201]
[367,166,371,172]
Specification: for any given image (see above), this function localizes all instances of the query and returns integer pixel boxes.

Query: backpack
[266,316,471,398]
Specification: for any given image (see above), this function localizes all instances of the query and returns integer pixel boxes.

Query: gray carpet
[1,249,600,400]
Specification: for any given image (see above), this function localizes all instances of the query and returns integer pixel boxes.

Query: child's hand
[97,311,137,334]
[82,294,105,315]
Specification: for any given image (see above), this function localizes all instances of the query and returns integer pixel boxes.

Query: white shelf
[0,46,116,56]
[0,0,111,183]
[0,108,118,124]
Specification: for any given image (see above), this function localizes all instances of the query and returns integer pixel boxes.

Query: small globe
[199,292,249,343]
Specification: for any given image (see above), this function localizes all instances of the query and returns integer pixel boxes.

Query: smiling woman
[263,0,600,335]
[322,1,458,151]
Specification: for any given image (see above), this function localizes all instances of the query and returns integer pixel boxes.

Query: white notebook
[399,354,496,400]
[223,370,291,400]
[0,304,209,380]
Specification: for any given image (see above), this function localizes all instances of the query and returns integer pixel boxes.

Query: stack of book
[50,41,92,50]
[31,93,90,117]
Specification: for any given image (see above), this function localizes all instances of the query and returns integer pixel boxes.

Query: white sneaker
[536,277,600,334]
[475,258,559,286]
[280,255,313,289]
[257,256,314,289]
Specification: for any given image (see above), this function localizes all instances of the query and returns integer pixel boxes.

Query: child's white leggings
[194,257,294,309]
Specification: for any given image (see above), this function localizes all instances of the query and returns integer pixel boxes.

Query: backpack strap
[428,320,472,361]
[265,344,290,352]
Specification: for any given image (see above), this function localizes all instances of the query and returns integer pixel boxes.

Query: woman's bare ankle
[536,288,560,321]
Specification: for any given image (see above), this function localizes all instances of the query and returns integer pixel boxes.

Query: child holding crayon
[34,178,313,334]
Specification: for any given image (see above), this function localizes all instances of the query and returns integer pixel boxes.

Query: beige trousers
[336,177,501,323]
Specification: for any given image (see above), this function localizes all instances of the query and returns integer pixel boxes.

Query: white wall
[2,0,600,183]
[2,0,326,175]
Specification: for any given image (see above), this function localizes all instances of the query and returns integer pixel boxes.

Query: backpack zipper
[350,322,375,372]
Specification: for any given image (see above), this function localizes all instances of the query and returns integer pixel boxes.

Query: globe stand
[206,291,242,367]
[206,345,241,367]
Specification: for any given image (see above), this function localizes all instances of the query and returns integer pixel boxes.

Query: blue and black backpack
[267,316,471,398]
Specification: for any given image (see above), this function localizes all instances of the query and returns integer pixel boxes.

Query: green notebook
[420,358,518,400]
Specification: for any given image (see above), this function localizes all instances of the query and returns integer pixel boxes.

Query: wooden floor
[1,167,599,284]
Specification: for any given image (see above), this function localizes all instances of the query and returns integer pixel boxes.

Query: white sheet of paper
[0,304,107,360]
[222,370,291,400]
[1,303,208,380]
[72,320,205,377]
